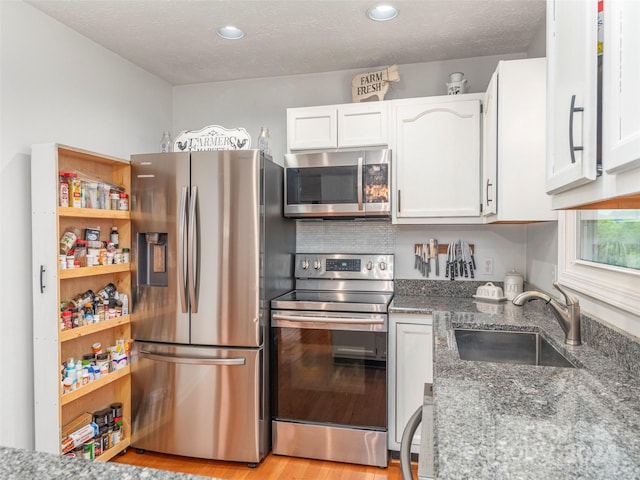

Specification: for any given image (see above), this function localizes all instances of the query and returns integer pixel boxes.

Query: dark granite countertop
[0,446,219,480]
[390,295,640,479]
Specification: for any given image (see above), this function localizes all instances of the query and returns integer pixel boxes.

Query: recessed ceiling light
[367,5,398,21]
[217,26,245,40]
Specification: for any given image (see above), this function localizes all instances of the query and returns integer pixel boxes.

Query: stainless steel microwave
[284,149,391,219]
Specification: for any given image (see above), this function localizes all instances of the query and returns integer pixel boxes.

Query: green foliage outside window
[580,210,640,270]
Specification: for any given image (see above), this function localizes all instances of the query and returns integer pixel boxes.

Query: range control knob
[366,261,373,271]
[301,258,310,270]
[379,261,387,271]
[313,259,322,270]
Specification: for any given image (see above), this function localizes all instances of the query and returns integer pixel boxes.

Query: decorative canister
[504,270,524,301]
[446,72,468,95]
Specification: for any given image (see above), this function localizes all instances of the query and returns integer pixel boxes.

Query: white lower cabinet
[389,313,433,453]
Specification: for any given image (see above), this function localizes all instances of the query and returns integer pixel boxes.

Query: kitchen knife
[430,238,438,277]
[423,243,429,277]
[445,242,450,278]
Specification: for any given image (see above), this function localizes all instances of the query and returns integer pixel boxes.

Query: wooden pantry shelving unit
[31,143,132,459]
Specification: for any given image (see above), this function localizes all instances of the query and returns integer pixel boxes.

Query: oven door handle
[272,312,385,325]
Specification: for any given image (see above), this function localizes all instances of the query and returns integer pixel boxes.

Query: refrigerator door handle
[178,185,189,313]
[188,185,199,313]
[140,350,246,366]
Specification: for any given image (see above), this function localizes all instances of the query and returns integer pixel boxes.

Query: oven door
[271,310,387,430]
[284,150,390,218]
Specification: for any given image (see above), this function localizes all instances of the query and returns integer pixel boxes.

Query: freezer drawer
[131,342,264,463]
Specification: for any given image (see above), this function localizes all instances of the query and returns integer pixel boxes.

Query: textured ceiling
[27,0,545,86]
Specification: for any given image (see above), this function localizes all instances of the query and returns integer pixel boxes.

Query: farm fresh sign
[351,65,400,102]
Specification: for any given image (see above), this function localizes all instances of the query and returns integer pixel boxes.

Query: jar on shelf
[118,193,129,211]
[74,240,88,267]
[110,190,119,210]
[59,226,81,255]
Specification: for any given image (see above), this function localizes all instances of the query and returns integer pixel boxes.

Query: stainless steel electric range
[270,253,394,468]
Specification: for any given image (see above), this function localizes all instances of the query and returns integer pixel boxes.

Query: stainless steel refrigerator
[129,150,295,465]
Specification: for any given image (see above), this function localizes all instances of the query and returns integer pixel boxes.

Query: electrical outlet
[482,257,494,275]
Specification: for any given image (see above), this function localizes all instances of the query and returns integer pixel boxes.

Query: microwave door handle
[357,156,364,211]
[178,185,189,313]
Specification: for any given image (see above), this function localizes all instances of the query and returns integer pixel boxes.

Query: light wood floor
[112,449,417,479]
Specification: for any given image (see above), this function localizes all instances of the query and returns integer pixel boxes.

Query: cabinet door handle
[39,265,46,293]
[569,94,584,164]
[486,179,493,205]
[397,190,401,213]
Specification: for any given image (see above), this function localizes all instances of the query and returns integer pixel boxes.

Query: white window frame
[558,211,640,316]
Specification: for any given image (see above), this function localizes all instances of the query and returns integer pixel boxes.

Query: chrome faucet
[512,282,581,346]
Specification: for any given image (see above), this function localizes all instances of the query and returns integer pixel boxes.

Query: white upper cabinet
[603,0,640,174]
[392,94,483,224]
[548,0,640,208]
[482,71,499,217]
[287,102,388,151]
[546,0,599,195]
[483,58,556,223]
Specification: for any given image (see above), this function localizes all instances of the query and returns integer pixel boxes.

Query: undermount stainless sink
[454,328,577,368]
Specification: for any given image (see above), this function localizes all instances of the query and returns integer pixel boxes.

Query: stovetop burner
[271,254,394,314]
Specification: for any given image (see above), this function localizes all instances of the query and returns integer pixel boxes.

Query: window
[558,210,640,316]
[579,210,640,270]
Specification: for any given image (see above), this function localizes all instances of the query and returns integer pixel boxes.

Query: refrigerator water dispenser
[137,232,168,286]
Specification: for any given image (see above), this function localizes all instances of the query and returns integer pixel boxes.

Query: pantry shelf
[59,263,130,279]
[61,365,131,406]
[60,315,131,343]
[32,143,133,456]
[58,207,130,220]
[95,437,130,462]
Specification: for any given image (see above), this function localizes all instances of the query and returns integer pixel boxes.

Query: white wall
[527,18,547,58]
[0,1,173,449]
[525,222,558,293]
[173,53,524,166]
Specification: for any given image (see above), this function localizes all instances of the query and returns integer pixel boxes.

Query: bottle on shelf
[59,172,69,207]
[68,173,82,208]
[257,127,271,155]
[160,131,172,153]
[110,227,119,248]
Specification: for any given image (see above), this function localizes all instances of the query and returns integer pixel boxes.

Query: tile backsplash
[296,220,395,254]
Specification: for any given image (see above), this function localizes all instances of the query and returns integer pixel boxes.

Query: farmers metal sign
[174,125,251,151]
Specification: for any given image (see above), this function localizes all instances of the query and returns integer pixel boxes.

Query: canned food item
[97,283,116,300]
[83,440,95,460]
[71,290,95,309]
